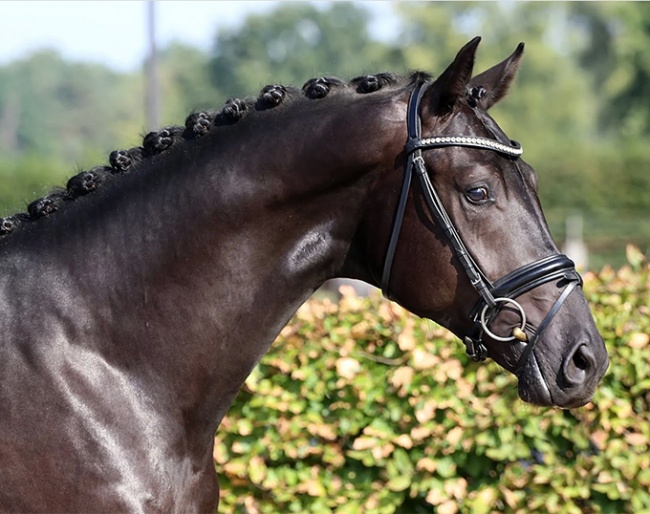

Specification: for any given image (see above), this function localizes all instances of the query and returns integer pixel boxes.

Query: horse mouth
[516,353,554,407]
[515,352,596,409]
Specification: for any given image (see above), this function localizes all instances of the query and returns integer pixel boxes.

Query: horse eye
[465,186,490,204]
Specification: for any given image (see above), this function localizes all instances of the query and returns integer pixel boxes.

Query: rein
[382,82,582,370]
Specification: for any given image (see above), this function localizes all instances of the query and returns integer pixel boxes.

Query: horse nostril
[573,348,589,371]
[563,343,595,387]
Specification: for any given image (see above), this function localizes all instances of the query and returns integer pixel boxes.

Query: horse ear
[425,36,481,114]
[468,42,524,109]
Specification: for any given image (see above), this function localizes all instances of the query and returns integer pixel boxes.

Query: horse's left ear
[424,37,481,116]
[468,42,524,109]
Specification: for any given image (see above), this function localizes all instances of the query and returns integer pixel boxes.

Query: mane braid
[27,190,67,220]
[257,85,287,109]
[67,166,113,198]
[184,111,215,139]
[409,70,433,86]
[0,213,30,236]
[143,126,185,156]
[109,148,145,173]
[0,70,418,239]
[214,98,252,126]
[302,77,347,99]
[350,73,399,94]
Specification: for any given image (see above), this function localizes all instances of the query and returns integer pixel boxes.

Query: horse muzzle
[463,254,583,367]
[517,333,609,408]
[463,254,608,408]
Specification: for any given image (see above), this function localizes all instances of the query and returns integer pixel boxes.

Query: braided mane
[0,71,432,238]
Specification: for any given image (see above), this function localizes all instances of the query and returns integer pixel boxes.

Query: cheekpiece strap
[381,82,428,297]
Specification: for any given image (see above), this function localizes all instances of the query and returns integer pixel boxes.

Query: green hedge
[214,246,650,513]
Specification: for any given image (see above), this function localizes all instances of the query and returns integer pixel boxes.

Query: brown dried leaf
[417,457,437,473]
[412,348,438,370]
[352,436,378,451]
[628,332,649,348]
[336,357,360,379]
[625,432,648,446]
[394,434,413,449]
[371,442,394,459]
[415,400,436,423]
[397,319,416,351]
[445,426,464,447]
[390,366,414,389]
[438,500,459,514]
[411,425,432,441]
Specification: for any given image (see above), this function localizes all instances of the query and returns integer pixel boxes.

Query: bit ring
[480,297,527,342]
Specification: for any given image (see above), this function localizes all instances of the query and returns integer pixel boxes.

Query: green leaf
[386,475,411,492]
[436,457,457,479]
[392,448,414,475]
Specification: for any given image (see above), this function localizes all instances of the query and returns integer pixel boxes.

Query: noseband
[382,82,582,370]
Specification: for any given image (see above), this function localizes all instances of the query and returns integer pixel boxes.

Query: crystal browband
[406,136,523,157]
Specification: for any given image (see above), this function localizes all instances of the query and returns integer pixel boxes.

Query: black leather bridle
[382,82,582,370]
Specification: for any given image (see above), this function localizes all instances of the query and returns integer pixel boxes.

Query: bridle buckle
[463,336,488,362]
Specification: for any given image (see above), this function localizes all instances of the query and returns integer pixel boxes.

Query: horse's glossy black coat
[0,39,607,512]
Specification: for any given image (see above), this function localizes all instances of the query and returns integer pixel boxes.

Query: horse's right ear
[424,36,481,115]
[468,42,525,109]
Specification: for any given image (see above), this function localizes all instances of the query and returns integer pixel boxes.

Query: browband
[406,136,523,157]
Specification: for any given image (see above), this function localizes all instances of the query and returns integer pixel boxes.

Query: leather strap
[381,83,425,297]
[516,278,580,370]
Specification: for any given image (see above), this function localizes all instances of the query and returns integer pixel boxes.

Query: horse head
[351,37,608,408]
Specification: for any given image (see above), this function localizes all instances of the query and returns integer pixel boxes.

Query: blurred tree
[209,2,403,96]
[568,2,650,137]
[157,43,221,125]
[394,2,598,147]
[0,51,142,163]
[0,52,147,214]
[0,51,138,161]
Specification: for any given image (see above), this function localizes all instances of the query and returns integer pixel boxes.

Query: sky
[0,1,396,72]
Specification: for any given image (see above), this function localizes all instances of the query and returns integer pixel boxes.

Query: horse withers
[0,38,607,512]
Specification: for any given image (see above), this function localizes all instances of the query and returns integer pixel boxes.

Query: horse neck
[19,92,405,435]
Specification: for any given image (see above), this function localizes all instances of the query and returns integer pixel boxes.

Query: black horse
[0,38,607,512]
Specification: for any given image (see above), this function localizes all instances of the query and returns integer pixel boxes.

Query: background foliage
[214,246,650,513]
[0,2,649,267]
